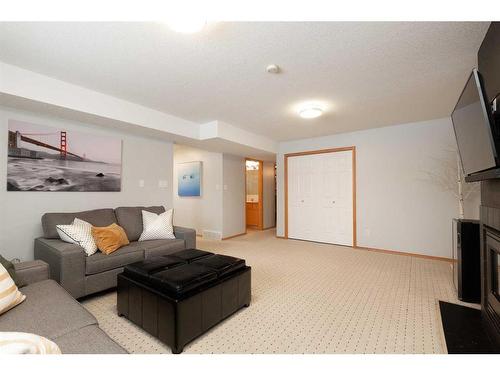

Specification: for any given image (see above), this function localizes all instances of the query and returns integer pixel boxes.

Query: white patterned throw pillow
[56,218,98,256]
[138,209,176,241]
[0,263,26,316]
[56,223,78,244]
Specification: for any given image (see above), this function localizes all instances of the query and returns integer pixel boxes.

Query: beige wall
[223,154,246,238]
[277,117,480,258]
[173,145,246,239]
[173,144,223,236]
[0,106,174,261]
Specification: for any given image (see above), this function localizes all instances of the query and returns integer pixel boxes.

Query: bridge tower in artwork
[60,131,67,159]
[8,131,21,149]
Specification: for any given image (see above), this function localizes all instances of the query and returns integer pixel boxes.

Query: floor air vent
[202,230,222,241]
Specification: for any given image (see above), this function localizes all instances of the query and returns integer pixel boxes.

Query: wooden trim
[284,146,357,246]
[222,232,247,240]
[243,158,247,230]
[284,153,288,238]
[258,160,264,230]
[352,147,357,246]
[284,146,356,158]
[263,225,276,230]
[354,245,453,263]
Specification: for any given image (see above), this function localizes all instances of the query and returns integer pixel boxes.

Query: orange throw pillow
[91,223,130,255]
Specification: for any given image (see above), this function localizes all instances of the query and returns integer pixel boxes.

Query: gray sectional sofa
[0,260,126,353]
[34,206,196,299]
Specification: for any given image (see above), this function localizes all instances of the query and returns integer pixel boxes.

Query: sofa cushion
[42,208,117,239]
[54,325,127,354]
[85,268,124,296]
[85,242,144,275]
[142,239,186,258]
[0,280,96,340]
[115,206,165,241]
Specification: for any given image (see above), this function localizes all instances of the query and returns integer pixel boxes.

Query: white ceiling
[0,22,490,141]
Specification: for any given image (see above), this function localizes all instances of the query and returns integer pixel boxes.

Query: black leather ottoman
[117,249,251,353]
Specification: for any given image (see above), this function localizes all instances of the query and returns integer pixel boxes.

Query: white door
[288,150,354,246]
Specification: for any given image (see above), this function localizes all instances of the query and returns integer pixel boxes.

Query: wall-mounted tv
[452,68,497,179]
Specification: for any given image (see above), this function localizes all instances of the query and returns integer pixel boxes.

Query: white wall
[1,62,278,158]
[172,145,247,238]
[222,154,246,238]
[263,161,276,229]
[277,117,480,258]
[0,106,174,261]
[172,144,223,236]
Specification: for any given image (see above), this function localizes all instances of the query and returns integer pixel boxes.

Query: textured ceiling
[0,22,490,141]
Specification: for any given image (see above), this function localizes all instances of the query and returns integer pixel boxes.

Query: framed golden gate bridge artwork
[7,119,122,192]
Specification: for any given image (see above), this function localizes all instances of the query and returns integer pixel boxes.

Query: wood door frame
[284,146,357,246]
[245,158,264,230]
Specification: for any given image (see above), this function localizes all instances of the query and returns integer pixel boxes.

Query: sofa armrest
[34,238,86,299]
[174,226,196,249]
[14,260,50,286]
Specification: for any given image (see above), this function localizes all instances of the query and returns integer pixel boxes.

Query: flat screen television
[452,68,497,179]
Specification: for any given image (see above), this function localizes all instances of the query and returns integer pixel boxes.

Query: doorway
[245,159,263,230]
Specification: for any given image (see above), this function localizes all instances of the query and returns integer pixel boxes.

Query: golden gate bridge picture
[7,119,122,192]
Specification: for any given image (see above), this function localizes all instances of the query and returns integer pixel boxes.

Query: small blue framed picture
[177,161,202,197]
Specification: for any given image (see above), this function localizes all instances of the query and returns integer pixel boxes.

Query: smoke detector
[266,64,281,74]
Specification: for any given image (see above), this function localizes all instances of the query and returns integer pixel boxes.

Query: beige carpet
[82,229,475,354]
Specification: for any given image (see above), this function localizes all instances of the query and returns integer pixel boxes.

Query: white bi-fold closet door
[287,149,355,246]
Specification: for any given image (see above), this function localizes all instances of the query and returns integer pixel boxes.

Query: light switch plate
[139,179,145,188]
[158,180,168,188]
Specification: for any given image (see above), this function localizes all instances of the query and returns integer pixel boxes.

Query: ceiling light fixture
[298,103,325,119]
[166,18,207,34]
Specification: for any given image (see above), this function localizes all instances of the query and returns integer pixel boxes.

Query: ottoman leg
[172,346,183,354]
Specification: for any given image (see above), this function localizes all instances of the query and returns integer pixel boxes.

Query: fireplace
[477,22,500,349]
[485,229,500,334]
[480,199,500,347]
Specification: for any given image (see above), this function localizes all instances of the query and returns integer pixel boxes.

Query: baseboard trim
[274,235,452,261]
[222,232,247,240]
[263,225,276,230]
[354,245,453,262]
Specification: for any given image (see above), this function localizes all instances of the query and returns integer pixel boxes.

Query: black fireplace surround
[478,22,500,349]
[480,201,500,347]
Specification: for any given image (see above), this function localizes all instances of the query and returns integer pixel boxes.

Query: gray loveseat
[34,206,196,299]
[0,260,126,353]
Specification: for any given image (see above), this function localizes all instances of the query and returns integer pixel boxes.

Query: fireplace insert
[483,229,500,345]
